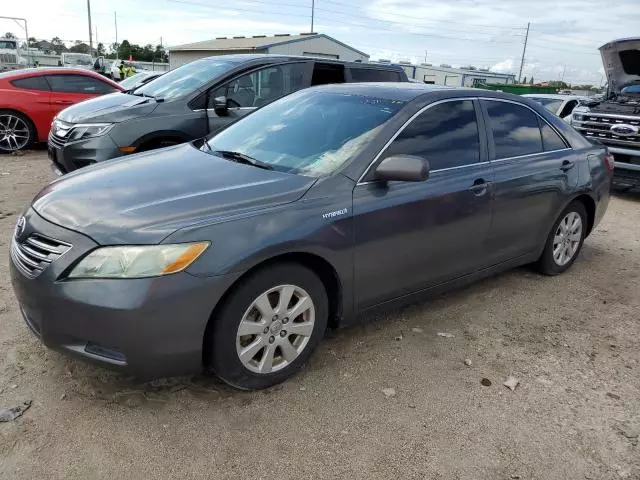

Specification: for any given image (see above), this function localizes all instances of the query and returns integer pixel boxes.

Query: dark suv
[47,54,408,173]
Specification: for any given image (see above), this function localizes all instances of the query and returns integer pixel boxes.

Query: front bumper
[9,208,240,378]
[48,132,122,174]
[609,147,640,188]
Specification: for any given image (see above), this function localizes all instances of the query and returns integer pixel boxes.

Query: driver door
[207,62,312,134]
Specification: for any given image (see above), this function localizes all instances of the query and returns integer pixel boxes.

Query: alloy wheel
[0,114,30,152]
[552,211,582,266]
[236,284,315,374]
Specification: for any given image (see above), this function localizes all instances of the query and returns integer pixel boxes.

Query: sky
[2,0,639,85]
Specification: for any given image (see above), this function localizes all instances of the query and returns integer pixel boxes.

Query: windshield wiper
[131,92,164,102]
[211,150,273,170]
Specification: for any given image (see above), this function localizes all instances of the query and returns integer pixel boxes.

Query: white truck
[0,37,28,71]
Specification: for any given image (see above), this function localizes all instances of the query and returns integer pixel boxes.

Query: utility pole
[560,65,566,83]
[310,0,315,33]
[95,26,98,52]
[114,11,118,59]
[518,22,530,84]
[87,0,93,56]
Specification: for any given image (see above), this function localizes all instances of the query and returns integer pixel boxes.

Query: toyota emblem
[15,216,26,239]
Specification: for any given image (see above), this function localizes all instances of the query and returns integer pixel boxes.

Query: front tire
[208,263,328,390]
[536,200,587,275]
[0,110,34,152]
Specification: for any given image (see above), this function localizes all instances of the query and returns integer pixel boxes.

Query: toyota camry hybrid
[10,84,612,390]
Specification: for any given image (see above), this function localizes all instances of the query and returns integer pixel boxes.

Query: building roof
[169,33,369,58]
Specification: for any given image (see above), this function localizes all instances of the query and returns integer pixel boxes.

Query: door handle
[52,100,74,105]
[560,160,575,172]
[468,179,490,196]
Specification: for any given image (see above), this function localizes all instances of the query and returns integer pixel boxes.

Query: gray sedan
[10,84,612,389]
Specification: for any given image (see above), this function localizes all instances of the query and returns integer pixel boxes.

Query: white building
[387,62,516,87]
[169,33,369,70]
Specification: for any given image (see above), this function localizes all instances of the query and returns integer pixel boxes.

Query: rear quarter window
[10,76,50,91]
[350,68,402,82]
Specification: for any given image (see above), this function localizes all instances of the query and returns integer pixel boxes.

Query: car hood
[55,92,158,123]
[600,38,640,93]
[32,143,316,245]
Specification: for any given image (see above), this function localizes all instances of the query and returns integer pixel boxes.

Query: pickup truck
[571,38,640,188]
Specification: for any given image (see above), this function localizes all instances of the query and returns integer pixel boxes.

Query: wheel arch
[202,251,343,367]
[570,193,596,237]
[133,130,190,151]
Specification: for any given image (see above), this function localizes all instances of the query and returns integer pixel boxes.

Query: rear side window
[484,100,543,158]
[350,68,402,82]
[45,74,118,94]
[539,120,568,151]
[11,76,49,91]
[383,100,480,170]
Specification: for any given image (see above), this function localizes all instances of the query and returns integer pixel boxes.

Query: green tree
[529,76,534,85]
[118,39,131,60]
[50,37,66,55]
[97,42,105,56]
[27,37,37,47]
[4,32,16,39]
[69,41,90,54]
[522,76,527,84]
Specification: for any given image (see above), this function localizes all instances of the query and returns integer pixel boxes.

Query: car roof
[195,53,405,70]
[0,67,102,78]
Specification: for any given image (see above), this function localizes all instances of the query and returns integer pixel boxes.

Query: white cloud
[491,59,515,73]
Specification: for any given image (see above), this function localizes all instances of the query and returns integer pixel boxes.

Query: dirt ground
[0,150,639,480]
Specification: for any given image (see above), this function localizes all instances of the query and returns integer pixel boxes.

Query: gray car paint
[13,84,611,378]
[50,55,409,173]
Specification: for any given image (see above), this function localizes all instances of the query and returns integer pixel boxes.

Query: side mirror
[212,95,228,116]
[374,155,430,182]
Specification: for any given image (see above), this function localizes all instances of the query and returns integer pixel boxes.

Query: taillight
[604,152,615,172]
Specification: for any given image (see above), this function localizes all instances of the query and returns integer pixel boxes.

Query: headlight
[66,123,113,141]
[68,242,210,279]
[573,114,584,122]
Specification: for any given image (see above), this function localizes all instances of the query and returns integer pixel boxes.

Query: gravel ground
[1,151,639,480]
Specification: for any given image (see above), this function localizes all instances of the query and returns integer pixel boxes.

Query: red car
[0,68,123,152]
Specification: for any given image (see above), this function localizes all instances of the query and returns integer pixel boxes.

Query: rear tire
[536,200,587,275]
[0,110,35,153]
[208,263,328,390]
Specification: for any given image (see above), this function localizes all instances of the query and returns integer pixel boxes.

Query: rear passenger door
[207,62,311,133]
[481,99,578,264]
[45,74,119,111]
[353,99,493,309]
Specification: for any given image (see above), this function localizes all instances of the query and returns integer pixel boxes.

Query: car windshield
[0,40,17,49]
[529,97,563,113]
[63,54,93,66]
[135,58,234,101]
[206,90,405,177]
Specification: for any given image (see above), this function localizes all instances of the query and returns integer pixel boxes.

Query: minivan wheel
[536,200,587,275]
[0,110,34,152]
[208,263,328,390]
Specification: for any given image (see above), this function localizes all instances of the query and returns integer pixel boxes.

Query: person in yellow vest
[118,60,125,80]
[125,63,137,78]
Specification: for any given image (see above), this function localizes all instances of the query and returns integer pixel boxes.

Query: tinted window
[45,75,117,94]
[529,97,563,114]
[135,58,234,101]
[539,120,568,151]
[11,76,49,91]
[485,101,543,158]
[211,63,308,108]
[350,68,401,82]
[207,90,404,177]
[383,100,480,170]
[559,100,577,118]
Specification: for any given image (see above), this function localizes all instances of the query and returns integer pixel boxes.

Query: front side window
[135,58,234,101]
[484,100,543,159]
[211,63,308,109]
[206,90,404,176]
[383,100,481,170]
[45,75,117,94]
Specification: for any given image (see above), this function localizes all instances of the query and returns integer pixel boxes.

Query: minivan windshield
[206,90,405,176]
[134,58,234,101]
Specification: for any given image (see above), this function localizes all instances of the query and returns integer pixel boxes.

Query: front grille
[574,114,640,148]
[0,53,17,63]
[48,132,66,148]
[48,120,73,147]
[11,234,72,278]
